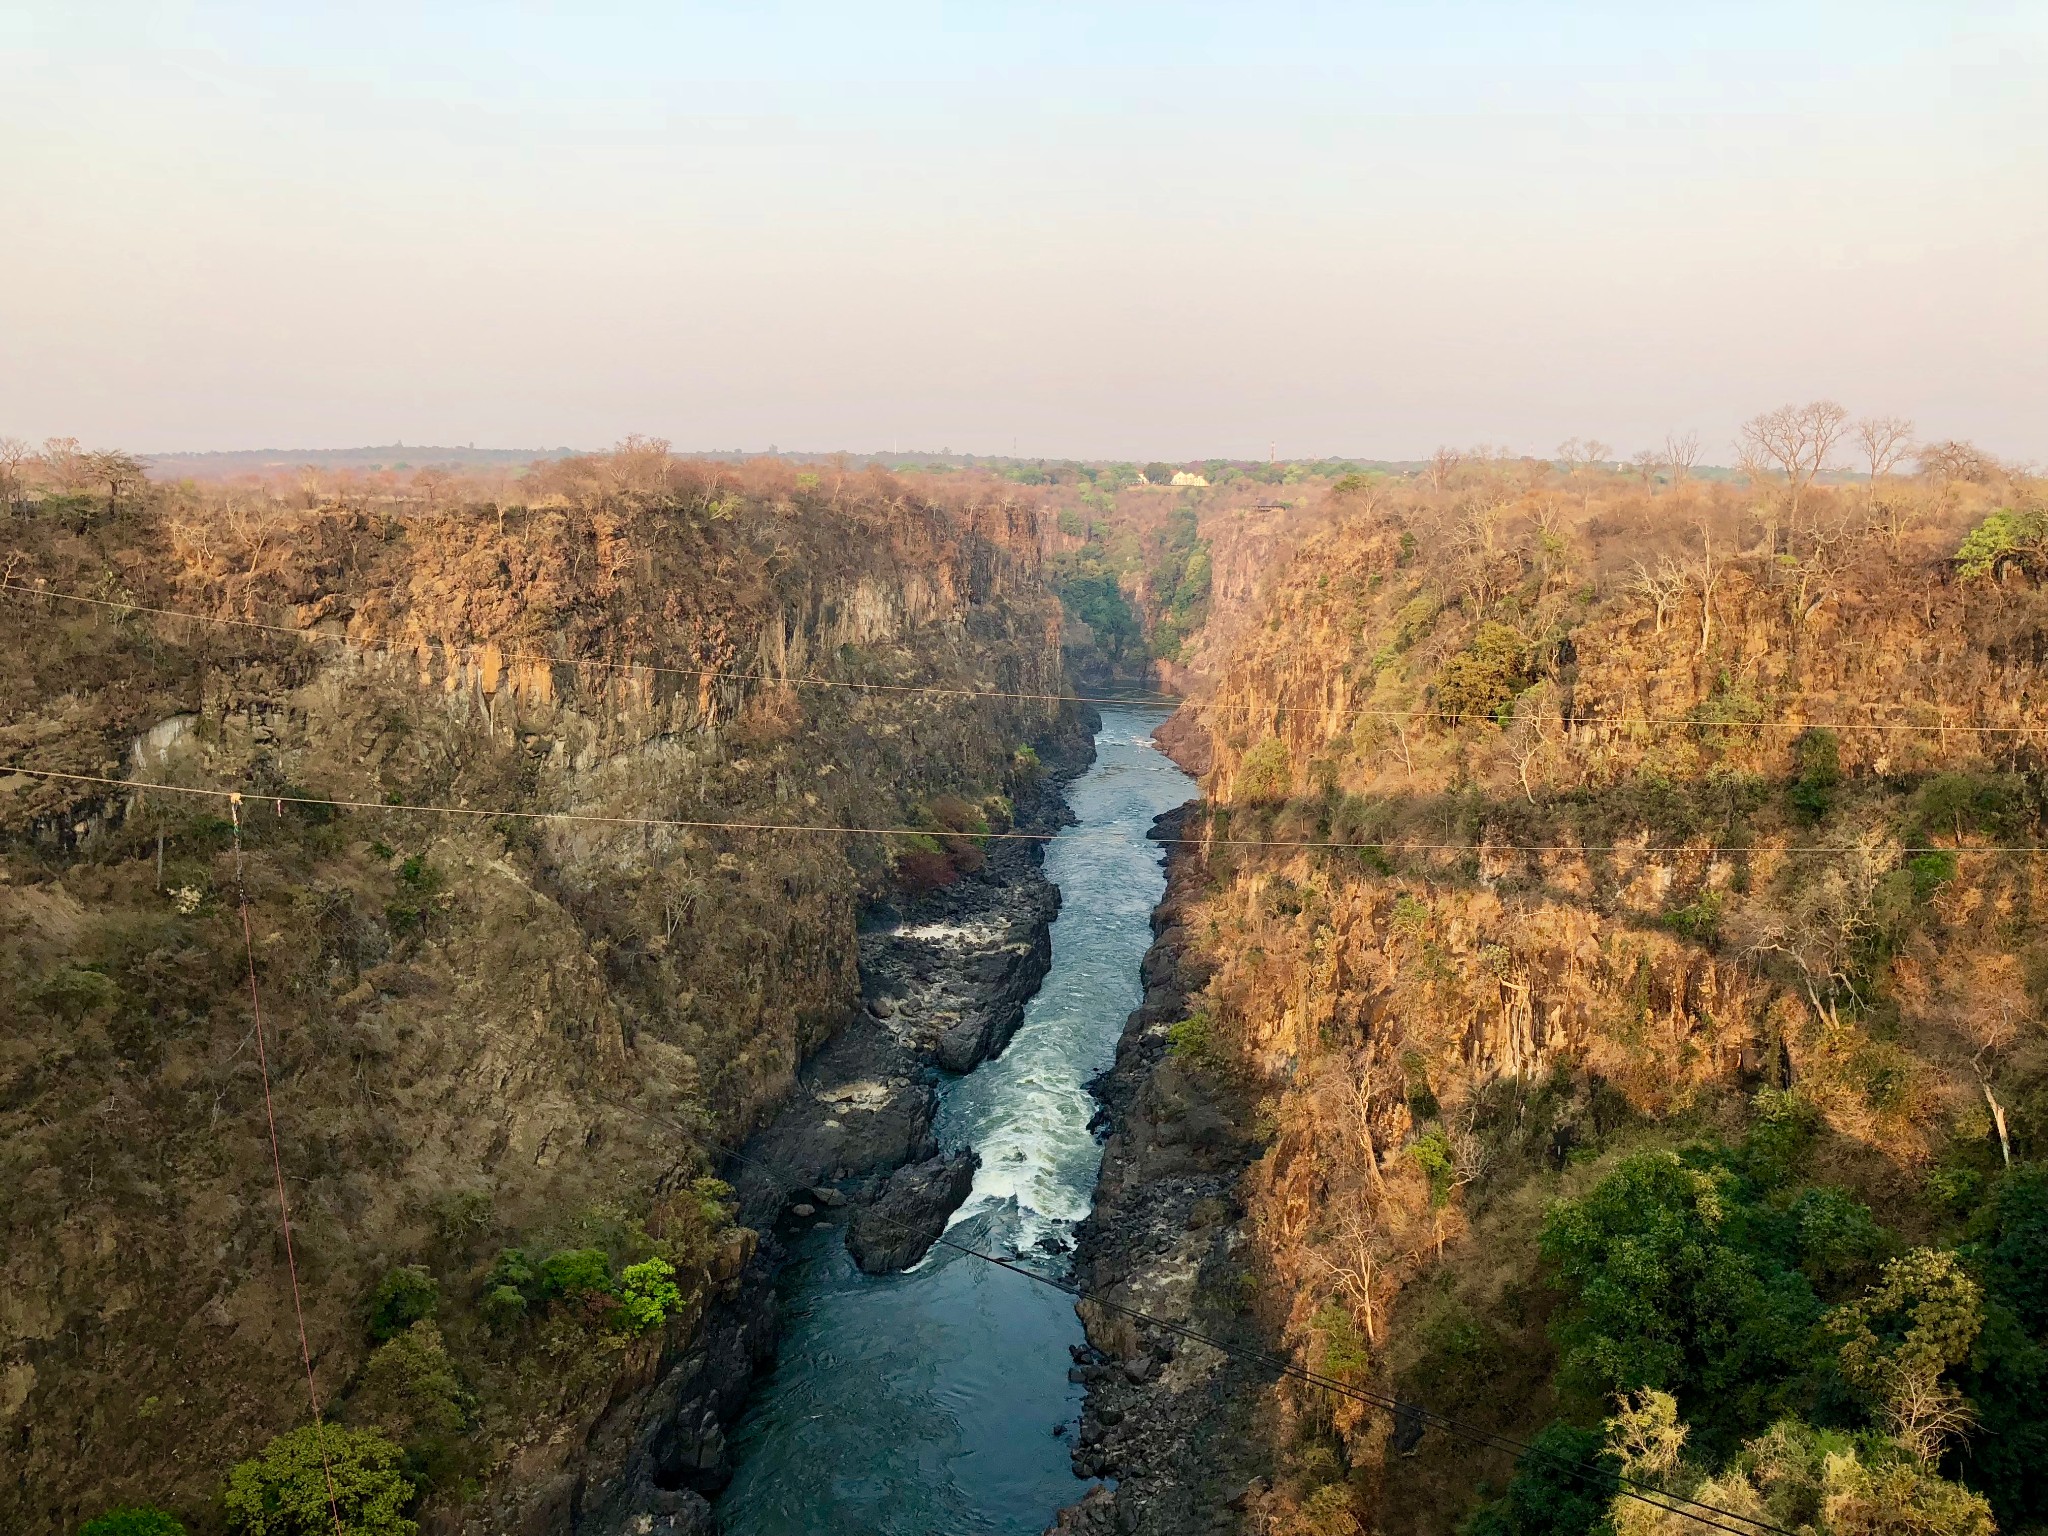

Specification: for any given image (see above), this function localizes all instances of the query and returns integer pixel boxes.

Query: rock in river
[845,1150,979,1273]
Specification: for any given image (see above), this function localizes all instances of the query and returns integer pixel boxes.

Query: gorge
[7,442,2048,1536]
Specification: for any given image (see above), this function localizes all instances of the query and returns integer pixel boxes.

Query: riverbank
[1047,802,1278,1536]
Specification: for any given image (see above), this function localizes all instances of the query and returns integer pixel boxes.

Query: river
[716,705,1193,1535]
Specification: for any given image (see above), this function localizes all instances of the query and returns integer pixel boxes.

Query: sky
[3,2,2045,462]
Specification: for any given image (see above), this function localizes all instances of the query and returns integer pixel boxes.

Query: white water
[717,706,1193,1535]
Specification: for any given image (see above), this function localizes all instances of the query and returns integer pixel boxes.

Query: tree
[1629,449,1661,491]
[222,1424,416,1536]
[1737,401,1847,530]
[615,1257,684,1334]
[1663,431,1702,488]
[0,436,31,516]
[77,1510,188,1536]
[1557,439,1612,508]
[366,1266,439,1342]
[1539,1151,1820,1434]
[1463,1421,1619,1536]
[40,435,82,490]
[1426,445,1463,492]
[1919,440,1997,486]
[1828,1249,1983,1463]
[66,448,148,529]
[1853,415,1915,499]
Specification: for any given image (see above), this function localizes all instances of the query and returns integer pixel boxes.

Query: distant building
[1170,471,1209,487]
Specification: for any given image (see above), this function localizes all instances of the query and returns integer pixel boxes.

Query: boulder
[845,1150,978,1273]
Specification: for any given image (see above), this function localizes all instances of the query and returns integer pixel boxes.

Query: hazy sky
[4,2,2045,461]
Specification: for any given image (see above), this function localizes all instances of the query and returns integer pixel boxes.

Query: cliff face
[1123,474,2048,1533]
[0,465,1073,1533]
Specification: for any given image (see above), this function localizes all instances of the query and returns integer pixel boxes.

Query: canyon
[7,447,2048,1536]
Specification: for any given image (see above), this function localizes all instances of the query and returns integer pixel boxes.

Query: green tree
[366,1267,439,1343]
[353,1322,466,1439]
[1540,1152,1819,1438]
[222,1424,416,1536]
[78,1510,187,1536]
[615,1257,684,1335]
[1437,623,1532,725]
[1953,508,2047,581]
[1788,729,1840,823]
[1828,1249,1982,1462]
[1235,736,1292,802]
[1463,1421,1619,1536]
[536,1247,613,1301]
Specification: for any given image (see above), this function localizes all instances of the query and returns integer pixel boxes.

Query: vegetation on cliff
[1153,435,2048,1534]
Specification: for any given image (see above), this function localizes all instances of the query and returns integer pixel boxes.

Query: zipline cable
[7,763,2048,858]
[6,577,2044,737]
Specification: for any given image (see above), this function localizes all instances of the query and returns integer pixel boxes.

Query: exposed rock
[846,1150,979,1273]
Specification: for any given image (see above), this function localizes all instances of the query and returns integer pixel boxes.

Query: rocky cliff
[0,459,1080,1533]
[1078,469,2048,1534]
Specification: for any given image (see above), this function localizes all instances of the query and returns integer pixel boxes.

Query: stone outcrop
[845,1150,979,1273]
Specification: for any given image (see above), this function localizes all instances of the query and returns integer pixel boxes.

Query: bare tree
[1663,430,1701,488]
[1557,438,1612,508]
[1853,415,1915,497]
[40,436,82,491]
[412,465,453,506]
[1425,445,1462,493]
[0,437,31,517]
[1629,557,1687,633]
[1628,449,1661,492]
[1919,439,1998,486]
[1737,401,1848,529]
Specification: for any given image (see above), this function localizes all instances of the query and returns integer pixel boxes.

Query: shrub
[1167,1010,1218,1067]
[1311,1300,1370,1382]
[222,1424,416,1536]
[535,1247,613,1303]
[1788,729,1839,822]
[1436,622,1531,725]
[895,847,957,897]
[1461,1421,1617,1536]
[78,1510,187,1536]
[1408,1130,1457,1208]
[478,1283,527,1334]
[366,1267,439,1343]
[1235,736,1292,802]
[353,1322,466,1438]
[615,1257,684,1335]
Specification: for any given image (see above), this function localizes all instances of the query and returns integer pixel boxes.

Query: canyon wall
[1098,473,2048,1534]
[0,464,1073,1533]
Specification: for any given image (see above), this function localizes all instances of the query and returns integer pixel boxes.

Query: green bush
[536,1247,614,1302]
[1787,728,1839,823]
[1436,622,1531,726]
[1235,736,1292,802]
[615,1257,684,1335]
[366,1267,439,1343]
[354,1322,466,1438]
[1461,1421,1617,1536]
[78,1510,187,1536]
[222,1424,416,1536]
